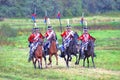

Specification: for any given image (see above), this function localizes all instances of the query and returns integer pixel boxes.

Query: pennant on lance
[57,11,61,19]
[32,13,36,23]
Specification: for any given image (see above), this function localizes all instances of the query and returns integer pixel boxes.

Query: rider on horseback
[59,25,74,57]
[44,26,58,55]
[78,27,96,58]
[28,28,44,62]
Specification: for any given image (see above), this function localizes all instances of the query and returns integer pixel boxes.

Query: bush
[0,24,17,37]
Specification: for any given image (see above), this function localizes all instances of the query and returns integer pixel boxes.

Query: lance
[81,12,84,29]
[80,12,84,33]
[47,18,51,26]
[84,20,87,28]
[57,11,62,32]
[32,0,37,28]
[67,19,70,26]
[44,10,48,31]
[59,18,62,32]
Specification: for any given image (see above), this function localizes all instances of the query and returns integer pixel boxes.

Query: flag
[57,11,61,19]
[32,13,36,22]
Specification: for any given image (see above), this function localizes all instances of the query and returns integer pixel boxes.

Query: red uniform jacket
[61,30,74,39]
[78,33,96,42]
[28,33,44,43]
[45,30,56,40]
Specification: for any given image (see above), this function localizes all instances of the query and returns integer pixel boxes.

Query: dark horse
[62,32,79,68]
[32,40,47,69]
[77,40,95,68]
[48,36,58,66]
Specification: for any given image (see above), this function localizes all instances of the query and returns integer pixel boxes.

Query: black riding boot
[59,52,65,58]
[46,48,49,55]
[28,53,33,62]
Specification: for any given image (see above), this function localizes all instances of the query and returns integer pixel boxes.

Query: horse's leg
[69,55,72,61]
[48,54,52,65]
[66,55,70,68]
[40,57,42,69]
[43,55,47,68]
[32,58,35,69]
[63,52,66,61]
[75,54,78,65]
[87,57,89,68]
[91,56,95,68]
[76,51,81,65]
[34,58,37,69]
[83,57,86,67]
[38,59,40,69]
[55,53,58,65]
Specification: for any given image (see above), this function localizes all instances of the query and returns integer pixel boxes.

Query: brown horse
[48,38,58,66]
[32,42,47,69]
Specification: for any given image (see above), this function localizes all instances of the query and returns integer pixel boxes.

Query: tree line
[0,0,120,18]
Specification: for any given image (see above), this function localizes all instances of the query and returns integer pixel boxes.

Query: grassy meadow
[0,16,120,80]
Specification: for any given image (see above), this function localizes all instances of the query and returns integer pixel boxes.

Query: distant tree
[0,0,120,18]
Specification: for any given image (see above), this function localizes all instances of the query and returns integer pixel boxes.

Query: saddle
[81,42,89,51]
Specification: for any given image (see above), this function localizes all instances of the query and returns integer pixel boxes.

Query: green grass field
[0,18,120,80]
[0,15,120,29]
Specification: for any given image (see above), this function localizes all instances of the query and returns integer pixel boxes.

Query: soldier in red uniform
[28,28,44,62]
[78,27,96,58]
[59,25,74,57]
[44,26,58,55]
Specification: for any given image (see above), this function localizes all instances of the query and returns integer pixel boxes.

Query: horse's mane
[87,40,94,55]
[49,39,57,54]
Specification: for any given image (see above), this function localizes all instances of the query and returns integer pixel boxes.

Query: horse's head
[73,32,79,40]
[38,39,44,45]
[87,40,94,54]
[49,35,56,42]
[71,32,79,45]
[49,38,58,54]
[88,40,94,47]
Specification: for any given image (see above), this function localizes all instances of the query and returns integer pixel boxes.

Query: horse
[48,36,58,66]
[62,32,80,68]
[77,40,95,68]
[32,40,47,69]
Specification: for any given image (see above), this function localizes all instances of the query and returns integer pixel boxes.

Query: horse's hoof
[48,63,51,65]
[45,65,47,68]
[66,65,69,68]
[75,62,79,65]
